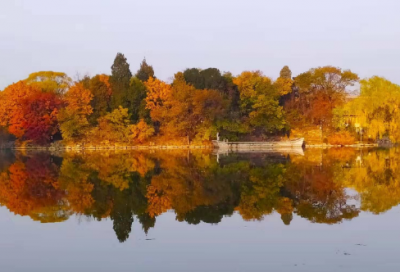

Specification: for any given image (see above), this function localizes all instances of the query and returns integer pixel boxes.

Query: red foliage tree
[18,91,63,144]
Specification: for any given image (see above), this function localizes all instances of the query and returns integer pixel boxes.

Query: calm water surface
[1,148,400,271]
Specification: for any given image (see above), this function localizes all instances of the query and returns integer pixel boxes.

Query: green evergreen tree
[135,58,155,82]
[110,53,132,109]
[280,66,292,79]
[88,75,112,125]
[126,77,150,123]
[79,75,91,89]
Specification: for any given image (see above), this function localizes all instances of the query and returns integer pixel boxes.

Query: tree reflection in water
[1,148,400,242]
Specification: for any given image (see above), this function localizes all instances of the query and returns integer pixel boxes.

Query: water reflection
[0,148,399,242]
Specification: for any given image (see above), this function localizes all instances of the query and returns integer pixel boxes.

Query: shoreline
[1,143,379,151]
[306,143,378,148]
[3,144,213,151]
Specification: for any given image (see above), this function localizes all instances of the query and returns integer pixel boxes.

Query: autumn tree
[110,53,132,110]
[284,66,359,129]
[135,58,155,82]
[87,106,132,144]
[0,81,38,131]
[145,77,172,124]
[58,83,93,143]
[0,83,62,144]
[87,74,112,125]
[145,74,226,141]
[335,77,400,142]
[18,91,63,144]
[170,73,226,140]
[24,71,72,94]
[233,71,286,137]
[275,66,294,96]
[131,119,155,144]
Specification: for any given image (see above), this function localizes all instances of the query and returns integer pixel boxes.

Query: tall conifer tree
[135,58,155,82]
[110,53,132,109]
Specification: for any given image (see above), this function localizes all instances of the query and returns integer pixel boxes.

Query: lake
[1,148,400,271]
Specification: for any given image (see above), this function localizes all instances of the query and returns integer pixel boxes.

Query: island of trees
[1,53,400,147]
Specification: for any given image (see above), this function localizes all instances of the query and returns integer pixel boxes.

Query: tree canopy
[4,58,400,146]
[135,58,155,82]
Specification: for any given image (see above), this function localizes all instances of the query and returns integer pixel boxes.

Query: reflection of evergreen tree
[179,204,235,225]
[281,213,293,225]
[88,172,113,220]
[130,172,157,235]
[237,165,285,220]
[110,189,134,243]
[137,213,155,235]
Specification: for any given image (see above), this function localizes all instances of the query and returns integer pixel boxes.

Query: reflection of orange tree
[146,183,171,218]
[58,151,159,242]
[131,152,155,177]
[341,149,400,214]
[83,152,137,191]
[0,154,68,223]
[283,153,359,224]
[145,151,236,220]
[58,154,94,214]
[83,152,154,190]
[58,151,157,216]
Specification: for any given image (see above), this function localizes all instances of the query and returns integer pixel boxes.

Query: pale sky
[1,0,400,90]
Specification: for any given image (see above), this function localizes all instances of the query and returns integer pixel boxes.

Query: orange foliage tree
[131,119,155,144]
[0,155,68,223]
[144,77,172,122]
[58,83,93,143]
[0,81,63,144]
[283,66,359,129]
[0,81,38,131]
[145,74,226,141]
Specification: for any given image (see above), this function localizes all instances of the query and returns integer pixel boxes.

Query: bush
[327,131,356,145]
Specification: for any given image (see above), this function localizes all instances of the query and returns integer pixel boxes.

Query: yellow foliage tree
[86,106,132,145]
[58,83,93,143]
[335,77,400,142]
[24,71,72,94]
[274,77,293,96]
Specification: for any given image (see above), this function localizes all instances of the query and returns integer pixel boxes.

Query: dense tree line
[1,52,399,145]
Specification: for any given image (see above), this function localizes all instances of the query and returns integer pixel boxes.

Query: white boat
[212,138,304,151]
